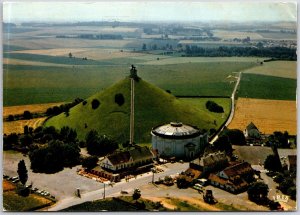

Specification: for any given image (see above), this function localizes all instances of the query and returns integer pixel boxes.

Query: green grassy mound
[44,78,217,143]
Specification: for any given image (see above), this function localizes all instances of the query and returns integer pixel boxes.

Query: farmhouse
[151,122,208,160]
[100,146,153,172]
[244,122,261,139]
[208,161,254,193]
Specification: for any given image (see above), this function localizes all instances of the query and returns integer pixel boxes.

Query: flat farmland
[243,61,296,79]
[140,56,264,65]
[4,61,257,106]
[238,73,296,100]
[3,117,47,135]
[228,98,296,135]
[212,30,264,39]
[4,38,135,49]
[3,102,64,117]
[10,48,146,60]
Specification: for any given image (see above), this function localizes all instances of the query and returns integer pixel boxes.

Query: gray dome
[151,122,201,139]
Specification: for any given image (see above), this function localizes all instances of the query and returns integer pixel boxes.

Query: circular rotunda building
[151,122,208,160]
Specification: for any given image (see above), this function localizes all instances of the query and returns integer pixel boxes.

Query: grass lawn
[238,73,296,100]
[168,198,209,211]
[3,192,53,211]
[179,98,231,128]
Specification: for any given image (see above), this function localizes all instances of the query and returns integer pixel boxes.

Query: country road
[210,72,242,144]
[46,162,189,211]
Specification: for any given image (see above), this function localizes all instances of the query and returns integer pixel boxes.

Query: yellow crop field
[11,48,89,56]
[3,58,70,67]
[243,61,296,79]
[3,102,64,117]
[3,117,47,135]
[228,98,296,135]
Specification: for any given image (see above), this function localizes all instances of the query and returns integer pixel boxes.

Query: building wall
[152,134,207,159]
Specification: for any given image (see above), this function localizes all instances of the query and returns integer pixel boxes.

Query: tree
[222,129,246,145]
[213,134,232,155]
[132,189,141,202]
[264,155,282,172]
[17,160,28,186]
[247,182,269,203]
[206,101,224,113]
[23,110,32,119]
[91,99,100,109]
[69,52,73,58]
[8,114,14,121]
[82,156,99,170]
[115,93,125,106]
[24,125,29,135]
[278,178,295,194]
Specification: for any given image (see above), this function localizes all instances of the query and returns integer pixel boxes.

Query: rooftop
[151,122,202,139]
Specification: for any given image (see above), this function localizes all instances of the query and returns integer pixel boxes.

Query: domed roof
[151,122,201,139]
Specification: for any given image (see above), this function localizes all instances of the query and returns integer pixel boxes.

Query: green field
[238,73,297,100]
[4,61,257,106]
[179,98,231,128]
[243,61,296,79]
[45,78,218,142]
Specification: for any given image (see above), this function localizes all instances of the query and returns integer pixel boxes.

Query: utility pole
[103,182,106,199]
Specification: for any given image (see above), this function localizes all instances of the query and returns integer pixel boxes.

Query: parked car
[120,190,128,194]
[193,184,204,191]
[11,176,19,180]
[12,179,20,183]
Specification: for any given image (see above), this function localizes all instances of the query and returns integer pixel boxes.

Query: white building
[151,122,208,160]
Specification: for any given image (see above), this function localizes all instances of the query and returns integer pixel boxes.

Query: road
[46,162,189,211]
[210,72,242,144]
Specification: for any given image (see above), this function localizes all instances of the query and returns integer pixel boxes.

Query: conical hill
[44,78,217,143]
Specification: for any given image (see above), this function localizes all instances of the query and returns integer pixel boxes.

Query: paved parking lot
[3,151,101,200]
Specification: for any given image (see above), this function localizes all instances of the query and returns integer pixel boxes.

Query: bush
[82,100,87,106]
[222,129,246,145]
[115,93,125,106]
[91,99,100,109]
[206,101,224,113]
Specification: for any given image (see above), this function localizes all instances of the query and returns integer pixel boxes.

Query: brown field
[228,98,296,135]
[3,180,16,192]
[3,117,47,135]
[3,102,64,117]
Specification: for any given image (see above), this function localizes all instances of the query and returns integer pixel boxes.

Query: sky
[3,1,297,23]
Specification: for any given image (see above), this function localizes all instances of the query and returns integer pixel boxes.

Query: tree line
[183,45,296,60]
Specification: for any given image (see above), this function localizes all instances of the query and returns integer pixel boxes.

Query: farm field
[212,30,264,39]
[3,117,47,135]
[228,98,296,135]
[139,56,264,65]
[3,102,64,117]
[4,61,257,106]
[10,48,146,61]
[243,61,296,79]
[179,98,231,128]
[238,73,296,100]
